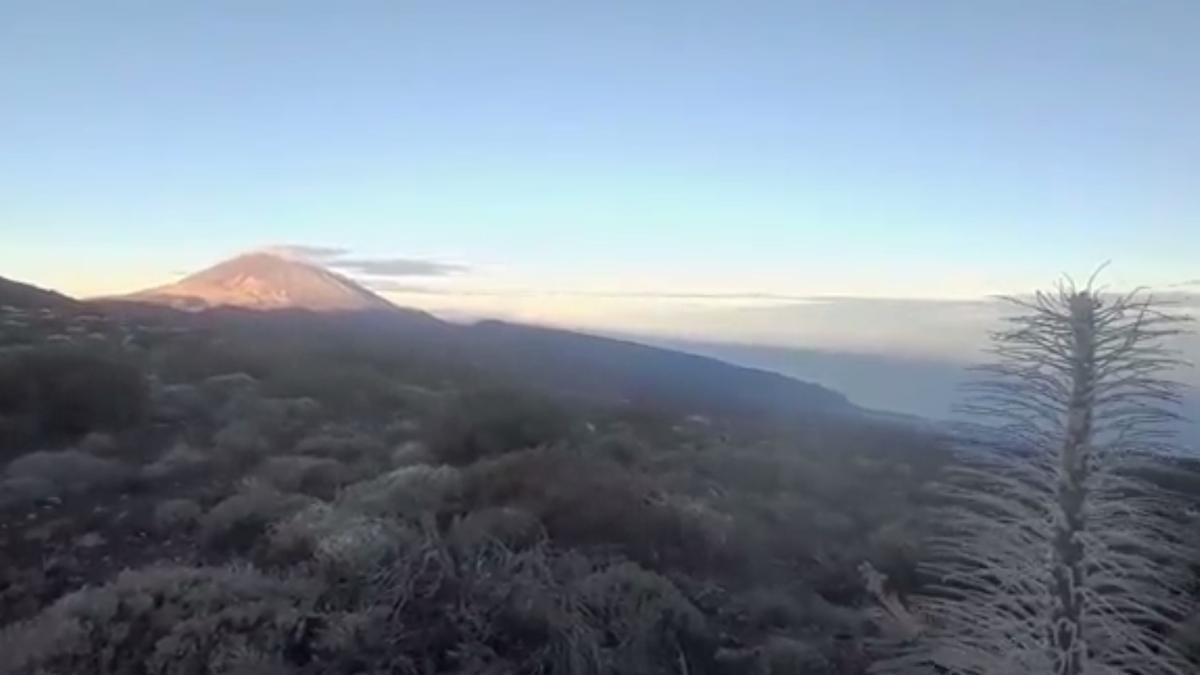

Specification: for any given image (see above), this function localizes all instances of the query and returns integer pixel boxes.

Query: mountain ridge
[10,253,866,421]
[0,275,79,310]
[125,252,395,312]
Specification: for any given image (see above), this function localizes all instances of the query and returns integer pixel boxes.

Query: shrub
[200,371,261,398]
[213,419,269,464]
[360,537,607,675]
[0,475,59,508]
[0,347,148,440]
[77,431,116,456]
[153,498,203,534]
[5,449,133,494]
[338,464,463,518]
[390,440,432,468]
[462,447,725,571]
[428,388,573,465]
[448,506,543,553]
[293,431,385,462]
[151,382,208,423]
[578,561,710,673]
[255,455,348,499]
[588,430,649,466]
[718,636,826,675]
[231,397,326,449]
[199,483,313,554]
[269,503,412,574]
[141,441,212,481]
[0,565,319,675]
[261,362,404,416]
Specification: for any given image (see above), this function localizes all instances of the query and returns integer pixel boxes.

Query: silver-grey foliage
[874,280,1198,675]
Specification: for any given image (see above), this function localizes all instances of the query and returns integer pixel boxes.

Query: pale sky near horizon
[3,2,1199,325]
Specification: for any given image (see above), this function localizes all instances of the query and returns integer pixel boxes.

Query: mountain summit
[127,252,394,312]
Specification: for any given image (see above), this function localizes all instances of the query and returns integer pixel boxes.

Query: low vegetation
[0,297,1195,675]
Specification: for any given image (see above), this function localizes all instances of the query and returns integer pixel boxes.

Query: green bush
[0,565,319,675]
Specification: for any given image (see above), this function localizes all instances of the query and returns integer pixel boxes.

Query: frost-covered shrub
[213,419,269,464]
[0,475,59,508]
[363,538,607,675]
[199,483,313,554]
[293,431,385,462]
[153,498,203,534]
[201,372,260,398]
[141,441,212,481]
[390,440,432,468]
[588,430,649,466]
[462,447,720,570]
[448,506,543,553]
[0,347,148,439]
[77,431,116,456]
[255,455,348,499]
[760,637,827,675]
[658,494,735,555]
[0,565,319,675]
[428,388,573,465]
[722,587,858,638]
[269,503,411,573]
[264,396,322,432]
[578,561,710,673]
[338,464,463,517]
[5,449,132,494]
[152,382,207,422]
[383,416,422,441]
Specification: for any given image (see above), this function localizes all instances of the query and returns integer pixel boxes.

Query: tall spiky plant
[872,279,1197,675]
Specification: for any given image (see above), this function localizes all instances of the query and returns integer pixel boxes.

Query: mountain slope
[126,253,394,312]
[461,320,855,418]
[0,275,79,310]
[104,251,861,420]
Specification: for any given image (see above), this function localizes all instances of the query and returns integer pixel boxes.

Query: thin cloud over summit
[265,245,466,278]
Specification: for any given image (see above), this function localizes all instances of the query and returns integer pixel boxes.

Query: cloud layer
[334,258,466,277]
[268,244,465,278]
[264,245,349,260]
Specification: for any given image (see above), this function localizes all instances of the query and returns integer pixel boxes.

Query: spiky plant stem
[1053,292,1096,675]
[869,281,1197,675]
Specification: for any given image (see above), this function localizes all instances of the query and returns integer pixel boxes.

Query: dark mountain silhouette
[459,320,853,419]
[125,252,394,312]
[0,275,79,310]
[89,251,861,420]
[90,300,858,421]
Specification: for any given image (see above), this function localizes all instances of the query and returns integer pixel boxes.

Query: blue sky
[3,1,1198,308]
